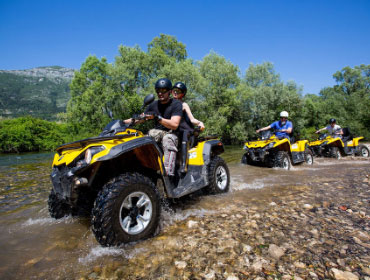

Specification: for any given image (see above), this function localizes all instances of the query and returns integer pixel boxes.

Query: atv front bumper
[244,147,269,162]
[50,164,88,202]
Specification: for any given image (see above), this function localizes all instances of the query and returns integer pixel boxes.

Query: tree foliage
[62,35,370,144]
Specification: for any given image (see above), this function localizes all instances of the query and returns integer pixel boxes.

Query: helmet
[155,78,172,90]
[172,82,187,95]
[329,118,336,124]
[280,111,289,118]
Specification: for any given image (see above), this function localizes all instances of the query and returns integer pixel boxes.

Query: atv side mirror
[108,110,114,120]
[143,94,155,107]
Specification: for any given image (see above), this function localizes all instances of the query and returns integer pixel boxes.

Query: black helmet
[329,118,336,124]
[173,82,187,95]
[155,78,172,90]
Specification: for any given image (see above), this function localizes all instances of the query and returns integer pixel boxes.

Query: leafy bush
[0,116,72,153]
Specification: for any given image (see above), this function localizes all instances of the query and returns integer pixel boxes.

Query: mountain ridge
[0,66,75,120]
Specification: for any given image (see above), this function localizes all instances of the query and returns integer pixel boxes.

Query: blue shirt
[270,120,293,139]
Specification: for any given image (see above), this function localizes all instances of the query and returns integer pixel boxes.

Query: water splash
[161,208,215,228]
[22,215,75,227]
[231,176,266,191]
[78,246,126,264]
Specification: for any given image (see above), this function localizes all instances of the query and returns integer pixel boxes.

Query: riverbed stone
[268,244,285,260]
[330,268,359,280]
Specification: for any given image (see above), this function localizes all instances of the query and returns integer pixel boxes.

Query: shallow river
[0,147,369,279]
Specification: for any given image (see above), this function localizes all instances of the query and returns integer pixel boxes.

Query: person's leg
[162,133,178,176]
[148,129,167,143]
[180,130,191,173]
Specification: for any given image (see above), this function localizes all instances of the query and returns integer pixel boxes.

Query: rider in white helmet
[256,111,293,139]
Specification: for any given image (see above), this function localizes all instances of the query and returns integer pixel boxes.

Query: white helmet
[280,111,289,118]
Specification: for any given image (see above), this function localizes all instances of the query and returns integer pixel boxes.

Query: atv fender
[202,140,224,165]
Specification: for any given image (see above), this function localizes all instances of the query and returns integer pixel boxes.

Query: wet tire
[241,153,252,165]
[207,156,230,194]
[241,154,247,164]
[356,144,369,157]
[48,190,71,219]
[304,148,314,165]
[91,173,161,247]
[329,147,341,159]
[274,151,291,170]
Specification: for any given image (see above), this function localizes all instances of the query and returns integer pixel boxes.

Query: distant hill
[0,66,75,120]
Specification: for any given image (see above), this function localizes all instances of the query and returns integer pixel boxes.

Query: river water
[0,147,369,279]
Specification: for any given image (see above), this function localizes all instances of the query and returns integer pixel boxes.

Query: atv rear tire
[356,144,369,157]
[329,147,341,159]
[304,148,314,165]
[207,156,230,194]
[274,151,291,170]
[91,173,161,247]
[48,190,71,219]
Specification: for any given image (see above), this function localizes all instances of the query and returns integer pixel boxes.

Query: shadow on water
[0,148,369,279]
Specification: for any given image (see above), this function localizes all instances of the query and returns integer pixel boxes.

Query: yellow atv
[49,94,230,247]
[309,128,369,159]
[242,130,313,170]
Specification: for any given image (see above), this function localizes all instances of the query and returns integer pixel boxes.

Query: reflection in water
[0,148,369,279]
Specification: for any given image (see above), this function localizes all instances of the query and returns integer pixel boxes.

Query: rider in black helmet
[316,118,343,137]
[125,78,183,178]
[172,82,204,173]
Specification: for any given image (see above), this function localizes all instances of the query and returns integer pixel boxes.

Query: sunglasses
[172,88,184,94]
[156,88,170,94]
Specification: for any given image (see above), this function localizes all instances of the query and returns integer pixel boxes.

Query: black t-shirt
[145,99,183,131]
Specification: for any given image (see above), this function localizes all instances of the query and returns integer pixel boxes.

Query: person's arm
[283,123,292,134]
[159,115,181,130]
[315,127,326,134]
[145,101,182,130]
[183,103,205,129]
[256,125,272,133]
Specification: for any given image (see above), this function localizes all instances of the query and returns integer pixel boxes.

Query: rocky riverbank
[81,158,370,280]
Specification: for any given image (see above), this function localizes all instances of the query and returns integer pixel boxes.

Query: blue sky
[0,0,369,94]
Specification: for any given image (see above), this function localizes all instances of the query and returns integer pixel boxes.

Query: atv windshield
[318,133,327,140]
[259,130,273,140]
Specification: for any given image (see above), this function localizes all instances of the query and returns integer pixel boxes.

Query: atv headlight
[85,146,105,164]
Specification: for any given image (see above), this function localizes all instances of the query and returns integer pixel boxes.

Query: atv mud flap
[343,146,354,155]
[166,165,207,198]
[291,152,304,164]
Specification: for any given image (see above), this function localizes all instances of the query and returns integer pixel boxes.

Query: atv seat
[342,127,353,143]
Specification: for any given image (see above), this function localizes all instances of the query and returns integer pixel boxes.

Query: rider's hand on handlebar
[144,113,155,120]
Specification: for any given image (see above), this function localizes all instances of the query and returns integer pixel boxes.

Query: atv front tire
[304,148,314,165]
[207,156,230,194]
[356,144,369,157]
[92,173,161,247]
[48,190,71,219]
[274,151,291,170]
[329,147,341,159]
[241,153,252,165]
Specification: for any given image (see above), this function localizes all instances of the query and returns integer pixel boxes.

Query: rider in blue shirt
[256,111,293,139]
